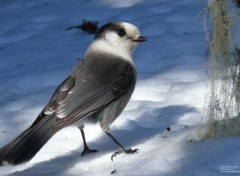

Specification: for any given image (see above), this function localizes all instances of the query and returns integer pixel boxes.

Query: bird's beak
[132,36,147,42]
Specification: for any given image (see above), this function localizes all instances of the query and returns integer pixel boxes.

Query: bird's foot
[81,147,98,157]
[111,148,139,161]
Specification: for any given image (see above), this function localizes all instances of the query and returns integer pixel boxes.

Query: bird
[0,21,146,166]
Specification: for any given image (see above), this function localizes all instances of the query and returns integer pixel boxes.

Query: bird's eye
[117,28,126,37]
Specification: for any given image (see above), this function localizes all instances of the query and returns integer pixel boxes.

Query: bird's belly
[98,88,134,131]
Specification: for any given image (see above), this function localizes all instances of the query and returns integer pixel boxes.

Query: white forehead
[85,22,142,65]
[117,22,140,35]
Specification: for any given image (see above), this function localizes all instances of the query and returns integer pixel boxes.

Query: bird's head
[86,22,146,61]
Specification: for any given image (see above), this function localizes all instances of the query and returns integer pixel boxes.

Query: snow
[1,0,240,175]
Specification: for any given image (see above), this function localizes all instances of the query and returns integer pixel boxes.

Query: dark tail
[0,115,57,166]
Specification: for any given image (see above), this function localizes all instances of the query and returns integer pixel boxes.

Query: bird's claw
[81,147,98,157]
[111,148,139,161]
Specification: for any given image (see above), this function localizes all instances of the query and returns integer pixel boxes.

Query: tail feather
[0,115,57,166]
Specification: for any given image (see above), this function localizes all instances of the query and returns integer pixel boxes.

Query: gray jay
[0,22,146,166]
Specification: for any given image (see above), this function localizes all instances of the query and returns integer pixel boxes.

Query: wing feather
[31,55,136,131]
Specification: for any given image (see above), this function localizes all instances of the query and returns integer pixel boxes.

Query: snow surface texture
[0,0,240,175]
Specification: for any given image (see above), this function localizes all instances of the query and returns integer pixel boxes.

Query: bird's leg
[105,131,139,161]
[78,126,98,156]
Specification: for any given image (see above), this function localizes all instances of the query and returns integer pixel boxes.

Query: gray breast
[72,52,136,131]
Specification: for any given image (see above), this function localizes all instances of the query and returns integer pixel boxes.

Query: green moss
[204,0,240,138]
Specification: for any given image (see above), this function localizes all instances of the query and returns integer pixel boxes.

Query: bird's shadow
[13,150,98,176]
[11,104,198,176]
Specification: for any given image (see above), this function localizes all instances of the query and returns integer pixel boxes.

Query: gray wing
[55,81,118,127]
[30,76,75,127]
[31,57,135,131]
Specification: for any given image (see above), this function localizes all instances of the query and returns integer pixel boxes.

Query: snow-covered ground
[1,0,240,175]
